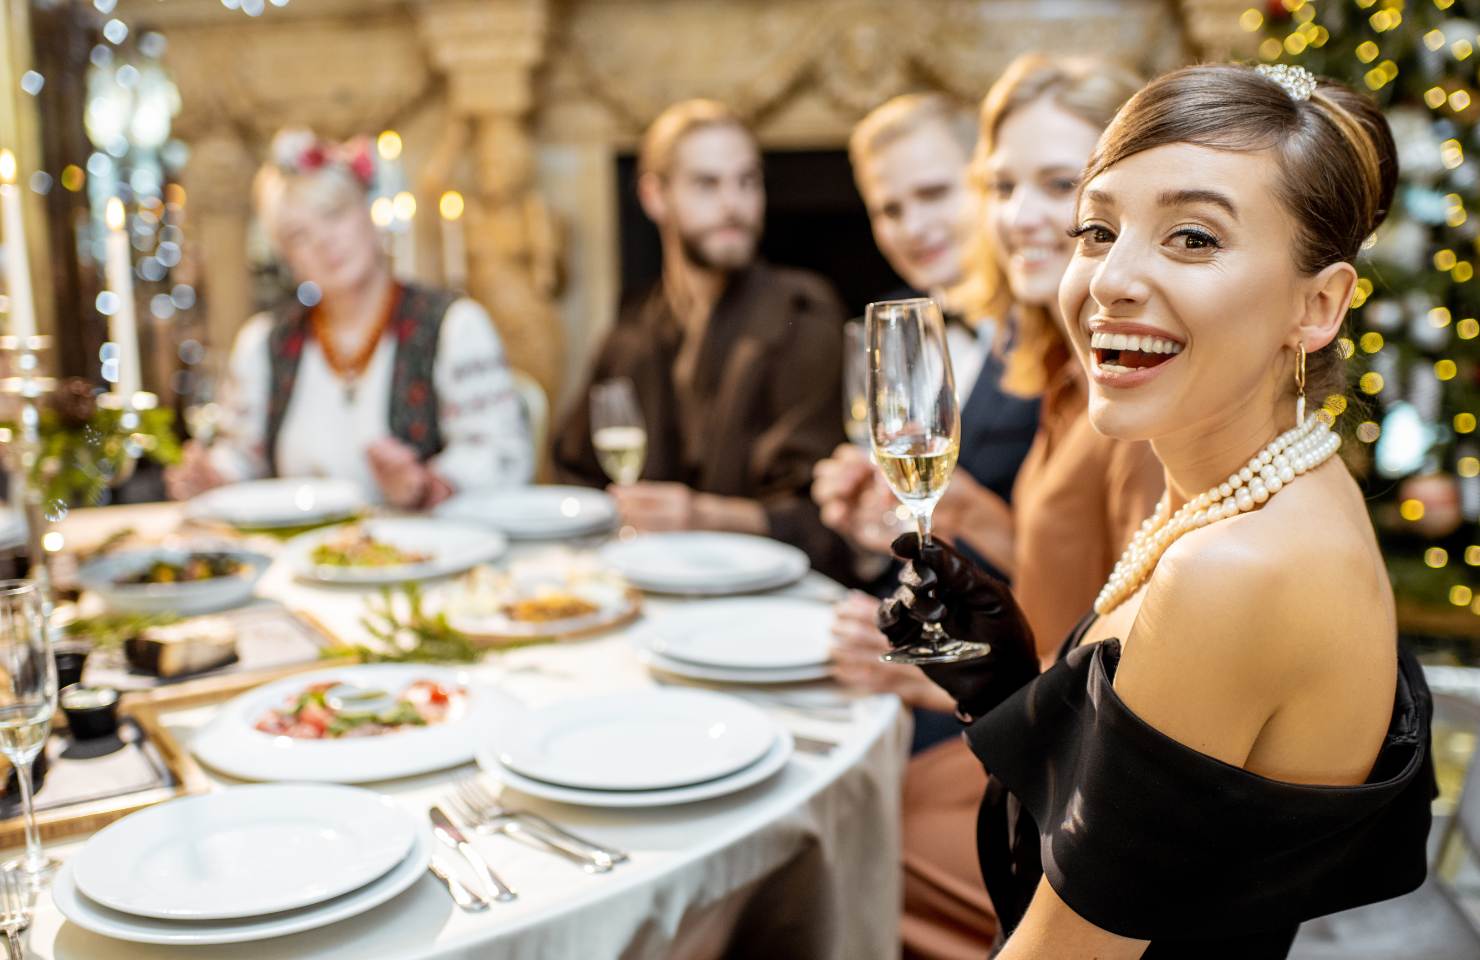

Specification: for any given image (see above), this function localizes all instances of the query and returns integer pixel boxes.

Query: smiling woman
[876,63,1435,960]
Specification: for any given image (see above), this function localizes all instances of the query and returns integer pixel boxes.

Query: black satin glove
[876,534,1039,720]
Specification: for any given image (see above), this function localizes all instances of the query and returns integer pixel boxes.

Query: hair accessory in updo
[1255,64,1318,103]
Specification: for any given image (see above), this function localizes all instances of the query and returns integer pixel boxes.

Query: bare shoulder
[1115,461,1394,775]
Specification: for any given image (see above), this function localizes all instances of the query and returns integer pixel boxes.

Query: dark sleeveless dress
[964,616,1436,958]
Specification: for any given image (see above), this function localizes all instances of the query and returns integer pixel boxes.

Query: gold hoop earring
[1294,343,1307,429]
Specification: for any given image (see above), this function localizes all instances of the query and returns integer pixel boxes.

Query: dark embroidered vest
[264,283,456,476]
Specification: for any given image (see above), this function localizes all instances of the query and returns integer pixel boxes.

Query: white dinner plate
[54,827,430,946]
[191,664,505,783]
[436,485,618,540]
[637,648,832,685]
[73,784,415,921]
[186,478,366,529]
[598,532,809,596]
[644,599,833,669]
[77,547,272,616]
[478,728,794,808]
[491,688,777,791]
[283,518,508,585]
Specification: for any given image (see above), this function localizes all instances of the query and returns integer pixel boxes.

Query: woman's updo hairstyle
[1082,64,1399,399]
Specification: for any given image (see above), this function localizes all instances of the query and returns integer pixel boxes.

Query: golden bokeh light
[376,130,402,161]
[1356,421,1381,443]
[1459,317,1480,339]
[1426,547,1449,568]
[1359,371,1385,395]
[1455,412,1476,433]
[1451,585,1474,607]
[1435,359,1459,381]
[1461,457,1480,478]
[1399,499,1425,522]
[1359,332,1384,353]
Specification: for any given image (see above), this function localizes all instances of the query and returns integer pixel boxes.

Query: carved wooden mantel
[114,0,1249,413]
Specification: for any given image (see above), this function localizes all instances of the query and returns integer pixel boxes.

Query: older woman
[883,63,1434,958]
[166,130,531,507]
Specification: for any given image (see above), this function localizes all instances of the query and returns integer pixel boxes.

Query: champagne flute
[590,378,647,486]
[866,298,989,664]
[0,580,58,884]
[842,320,870,447]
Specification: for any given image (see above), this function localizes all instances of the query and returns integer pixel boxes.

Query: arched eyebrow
[1158,188,1238,220]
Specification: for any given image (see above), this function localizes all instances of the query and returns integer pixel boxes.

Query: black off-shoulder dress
[964,618,1436,959]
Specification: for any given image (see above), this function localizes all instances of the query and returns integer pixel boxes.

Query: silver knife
[429,805,517,902]
[428,861,490,912]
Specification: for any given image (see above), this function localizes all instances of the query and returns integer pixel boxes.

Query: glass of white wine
[866,298,990,665]
[590,378,647,486]
[0,580,58,883]
[842,320,870,447]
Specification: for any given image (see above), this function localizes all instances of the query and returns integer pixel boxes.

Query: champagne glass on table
[866,298,989,665]
[842,320,870,447]
[0,580,58,884]
[590,378,647,486]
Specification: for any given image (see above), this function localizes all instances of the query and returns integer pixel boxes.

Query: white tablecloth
[23,506,911,960]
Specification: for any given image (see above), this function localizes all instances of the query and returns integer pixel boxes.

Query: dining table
[16,501,912,960]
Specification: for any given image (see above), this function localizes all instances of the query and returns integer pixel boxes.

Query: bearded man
[555,99,855,580]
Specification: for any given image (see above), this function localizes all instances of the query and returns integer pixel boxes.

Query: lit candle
[104,197,141,398]
[0,150,36,339]
[390,191,416,281]
[439,190,466,290]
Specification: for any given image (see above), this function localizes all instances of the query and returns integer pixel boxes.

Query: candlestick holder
[0,335,58,607]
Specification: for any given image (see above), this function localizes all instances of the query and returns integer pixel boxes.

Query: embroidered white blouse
[207,298,532,502]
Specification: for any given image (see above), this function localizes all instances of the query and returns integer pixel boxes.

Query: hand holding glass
[866,298,990,665]
[590,378,647,486]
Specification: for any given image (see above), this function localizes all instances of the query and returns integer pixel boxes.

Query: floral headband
[270,128,375,190]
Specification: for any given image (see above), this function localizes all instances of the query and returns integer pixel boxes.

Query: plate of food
[78,548,272,615]
[190,663,507,782]
[444,558,640,644]
[185,478,367,530]
[284,518,508,585]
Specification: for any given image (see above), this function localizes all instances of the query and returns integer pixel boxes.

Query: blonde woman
[166,130,530,508]
[816,57,1158,960]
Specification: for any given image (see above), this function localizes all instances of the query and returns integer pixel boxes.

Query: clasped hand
[876,534,1040,719]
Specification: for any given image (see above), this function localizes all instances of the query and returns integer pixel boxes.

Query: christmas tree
[1258,0,1480,657]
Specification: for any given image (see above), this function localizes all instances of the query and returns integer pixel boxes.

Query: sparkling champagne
[593,425,647,485]
[876,435,959,505]
[0,702,50,762]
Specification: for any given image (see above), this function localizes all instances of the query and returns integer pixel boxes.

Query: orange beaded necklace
[309,284,402,402]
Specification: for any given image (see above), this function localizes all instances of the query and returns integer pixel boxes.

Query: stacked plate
[598,532,809,596]
[477,688,793,807]
[52,784,430,946]
[436,485,618,540]
[637,599,834,684]
[186,478,367,530]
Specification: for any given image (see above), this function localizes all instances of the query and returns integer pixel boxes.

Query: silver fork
[455,778,629,867]
[0,871,33,960]
[444,794,610,874]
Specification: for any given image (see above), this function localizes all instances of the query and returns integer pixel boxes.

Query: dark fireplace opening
[615,149,905,319]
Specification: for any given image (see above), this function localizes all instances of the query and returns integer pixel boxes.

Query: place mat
[0,711,207,847]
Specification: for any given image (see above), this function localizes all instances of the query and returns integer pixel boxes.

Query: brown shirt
[553,261,857,583]
[1011,358,1164,659]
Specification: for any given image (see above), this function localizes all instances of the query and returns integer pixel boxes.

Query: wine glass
[0,580,58,884]
[590,378,647,486]
[866,298,989,665]
[842,320,870,447]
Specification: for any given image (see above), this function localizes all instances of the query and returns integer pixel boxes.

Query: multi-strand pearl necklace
[1094,414,1341,616]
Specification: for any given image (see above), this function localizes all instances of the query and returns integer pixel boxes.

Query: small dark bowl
[53,641,90,690]
[60,684,119,740]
